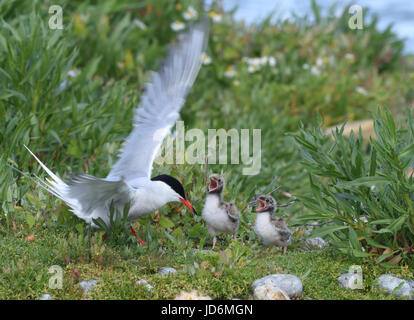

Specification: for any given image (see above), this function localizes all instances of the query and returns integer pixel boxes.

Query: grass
[1,0,414,299]
[1,226,412,299]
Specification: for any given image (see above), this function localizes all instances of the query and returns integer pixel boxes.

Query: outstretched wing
[108,19,209,181]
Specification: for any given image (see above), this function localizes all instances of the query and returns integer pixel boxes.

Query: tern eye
[266,199,269,203]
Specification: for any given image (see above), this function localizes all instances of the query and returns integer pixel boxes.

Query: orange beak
[179,198,197,214]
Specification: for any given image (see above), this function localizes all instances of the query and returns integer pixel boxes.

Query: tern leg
[212,236,217,249]
[130,226,137,237]
[283,246,287,255]
[233,233,237,241]
[130,226,146,245]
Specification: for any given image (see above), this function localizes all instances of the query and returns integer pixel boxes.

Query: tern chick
[253,194,291,254]
[202,174,240,249]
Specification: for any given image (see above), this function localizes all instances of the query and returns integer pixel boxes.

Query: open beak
[180,198,197,214]
[255,199,266,213]
[208,178,218,192]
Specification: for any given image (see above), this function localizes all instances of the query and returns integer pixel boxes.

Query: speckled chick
[254,194,291,254]
[202,174,240,249]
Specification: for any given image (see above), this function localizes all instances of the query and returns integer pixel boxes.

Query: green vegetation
[293,108,414,266]
[1,0,414,299]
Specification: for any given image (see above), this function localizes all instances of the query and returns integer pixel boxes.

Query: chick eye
[266,199,269,203]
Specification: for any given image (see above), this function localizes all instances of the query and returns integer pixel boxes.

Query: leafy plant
[292,107,414,265]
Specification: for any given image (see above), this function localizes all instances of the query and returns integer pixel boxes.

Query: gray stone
[305,237,327,249]
[39,294,53,300]
[136,279,153,290]
[253,279,290,300]
[158,267,177,275]
[79,279,99,293]
[377,274,413,299]
[251,274,303,298]
[338,273,363,289]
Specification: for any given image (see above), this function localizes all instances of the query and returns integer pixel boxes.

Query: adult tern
[25,19,209,242]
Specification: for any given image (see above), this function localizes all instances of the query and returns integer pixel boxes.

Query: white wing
[108,19,209,181]
[25,20,208,223]
[24,145,130,222]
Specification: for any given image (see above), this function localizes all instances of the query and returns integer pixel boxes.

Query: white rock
[377,274,413,299]
[174,290,211,300]
[158,267,177,275]
[79,279,99,293]
[253,279,290,300]
[136,279,153,290]
[252,274,303,298]
[305,237,327,249]
[39,294,53,300]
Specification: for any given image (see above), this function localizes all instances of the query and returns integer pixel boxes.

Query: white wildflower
[303,63,310,70]
[201,53,212,65]
[67,69,80,78]
[316,57,324,67]
[183,6,198,21]
[171,21,185,32]
[259,56,268,65]
[209,11,222,22]
[224,65,236,78]
[132,18,147,30]
[345,53,355,61]
[244,56,276,69]
[310,66,321,76]
[355,86,368,95]
[264,56,276,67]
[248,64,261,73]
[246,57,261,66]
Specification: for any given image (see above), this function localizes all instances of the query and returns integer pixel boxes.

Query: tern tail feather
[25,145,131,225]
[24,145,88,221]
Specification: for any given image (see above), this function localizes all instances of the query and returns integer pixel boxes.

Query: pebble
[158,267,178,275]
[377,274,413,299]
[305,237,327,249]
[79,279,99,293]
[252,274,303,298]
[39,294,53,300]
[174,290,212,300]
[136,279,153,290]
